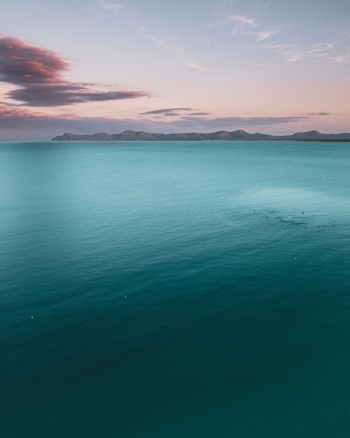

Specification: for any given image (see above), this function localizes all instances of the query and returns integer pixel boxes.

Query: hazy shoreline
[52,129,350,142]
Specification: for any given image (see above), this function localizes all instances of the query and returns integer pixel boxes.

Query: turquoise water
[1,141,350,437]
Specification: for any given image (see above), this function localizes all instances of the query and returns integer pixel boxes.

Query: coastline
[51,129,350,142]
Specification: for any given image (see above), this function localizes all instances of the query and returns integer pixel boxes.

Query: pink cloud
[0,35,150,107]
[0,36,69,85]
[0,105,79,125]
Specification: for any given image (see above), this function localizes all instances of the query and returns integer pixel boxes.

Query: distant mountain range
[52,130,350,142]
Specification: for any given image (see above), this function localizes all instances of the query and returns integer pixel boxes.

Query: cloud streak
[230,15,255,26]
[140,26,209,71]
[0,36,150,106]
[256,33,350,63]
[7,83,149,107]
[141,107,193,115]
[227,14,349,64]
[228,13,284,43]
[243,28,283,42]
[187,112,210,116]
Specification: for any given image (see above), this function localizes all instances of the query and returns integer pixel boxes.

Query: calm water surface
[1,141,350,437]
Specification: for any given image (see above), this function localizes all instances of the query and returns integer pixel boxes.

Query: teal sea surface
[1,141,350,437]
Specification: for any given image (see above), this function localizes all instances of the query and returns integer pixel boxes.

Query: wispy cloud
[258,41,336,62]
[187,112,210,116]
[242,28,283,42]
[256,30,279,42]
[141,108,193,115]
[140,26,210,71]
[230,15,255,26]
[307,112,330,116]
[327,53,350,63]
[227,12,285,43]
[0,35,150,107]
[227,12,350,66]
[140,108,212,117]
[254,29,350,64]
[187,63,209,71]
[255,31,273,41]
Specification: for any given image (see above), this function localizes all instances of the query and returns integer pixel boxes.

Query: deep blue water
[1,140,350,437]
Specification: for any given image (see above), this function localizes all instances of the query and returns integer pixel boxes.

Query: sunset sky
[0,0,349,140]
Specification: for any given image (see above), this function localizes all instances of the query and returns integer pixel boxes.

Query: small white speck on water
[31,316,33,319]
[125,296,126,298]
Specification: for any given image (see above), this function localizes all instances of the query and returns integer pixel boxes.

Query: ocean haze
[1,141,350,437]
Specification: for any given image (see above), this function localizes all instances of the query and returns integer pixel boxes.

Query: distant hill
[52,130,350,142]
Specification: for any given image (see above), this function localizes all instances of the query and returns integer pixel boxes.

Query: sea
[1,140,350,438]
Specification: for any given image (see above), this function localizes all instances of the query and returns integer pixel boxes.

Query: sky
[0,0,349,140]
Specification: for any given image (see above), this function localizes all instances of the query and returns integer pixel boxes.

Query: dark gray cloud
[0,36,150,106]
[163,112,181,116]
[7,84,150,107]
[187,112,210,116]
[141,108,193,114]
[306,112,330,116]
